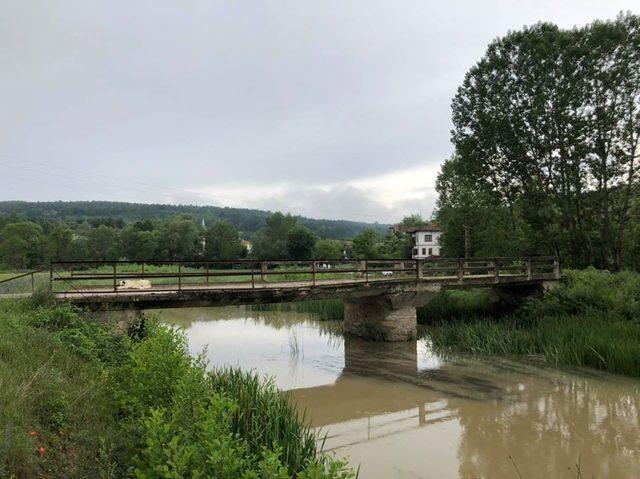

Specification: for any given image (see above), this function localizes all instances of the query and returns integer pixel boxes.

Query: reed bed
[427,269,640,377]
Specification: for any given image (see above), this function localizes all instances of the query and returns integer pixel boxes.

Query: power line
[0,154,240,204]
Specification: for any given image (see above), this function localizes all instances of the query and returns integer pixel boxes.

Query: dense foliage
[0,299,355,478]
[438,14,640,270]
[0,208,421,268]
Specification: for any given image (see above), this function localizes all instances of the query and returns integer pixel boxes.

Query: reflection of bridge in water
[287,338,640,479]
[287,338,498,451]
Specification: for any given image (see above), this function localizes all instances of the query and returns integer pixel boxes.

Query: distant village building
[406,223,442,259]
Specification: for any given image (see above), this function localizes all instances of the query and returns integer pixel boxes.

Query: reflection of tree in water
[452,368,640,478]
[153,306,344,339]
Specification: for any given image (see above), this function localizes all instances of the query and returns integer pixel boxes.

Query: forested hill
[0,201,387,239]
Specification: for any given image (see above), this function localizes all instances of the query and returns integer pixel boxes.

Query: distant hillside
[0,201,388,239]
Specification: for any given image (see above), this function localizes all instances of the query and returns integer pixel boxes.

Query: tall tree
[0,222,47,268]
[286,226,316,260]
[251,213,298,259]
[313,239,343,260]
[352,229,382,259]
[204,220,246,260]
[446,14,640,269]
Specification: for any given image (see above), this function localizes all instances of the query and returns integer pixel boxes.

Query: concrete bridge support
[343,289,439,341]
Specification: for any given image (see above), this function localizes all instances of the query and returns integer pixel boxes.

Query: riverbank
[255,268,640,378]
[0,296,355,478]
[426,269,640,377]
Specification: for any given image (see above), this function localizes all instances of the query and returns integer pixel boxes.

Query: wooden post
[113,263,117,292]
[416,260,423,280]
[526,259,532,280]
[49,263,53,293]
[365,260,369,284]
[206,262,210,285]
[553,257,560,279]
[457,259,463,284]
[261,262,268,283]
[251,262,255,288]
[493,258,499,283]
[178,261,182,292]
[30,272,35,292]
[141,263,145,277]
[312,260,317,286]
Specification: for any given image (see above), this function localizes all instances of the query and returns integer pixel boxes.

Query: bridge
[3,256,560,341]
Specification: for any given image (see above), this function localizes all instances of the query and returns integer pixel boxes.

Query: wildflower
[28,430,38,437]
[37,445,46,456]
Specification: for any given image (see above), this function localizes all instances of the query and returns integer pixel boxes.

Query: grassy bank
[427,269,640,377]
[0,297,355,478]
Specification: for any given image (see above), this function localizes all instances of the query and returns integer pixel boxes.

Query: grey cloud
[239,184,437,224]
[1,0,637,221]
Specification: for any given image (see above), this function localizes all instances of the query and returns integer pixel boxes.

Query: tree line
[0,211,425,269]
[437,13,640,270]
[0,201,388,240]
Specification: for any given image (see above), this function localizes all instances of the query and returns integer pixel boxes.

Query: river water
[156,306,640,479]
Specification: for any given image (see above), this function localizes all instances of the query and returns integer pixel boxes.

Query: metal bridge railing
[0,269,44,295]
[46,256,560,296]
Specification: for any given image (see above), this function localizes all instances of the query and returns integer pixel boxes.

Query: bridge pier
[343,290,439,341]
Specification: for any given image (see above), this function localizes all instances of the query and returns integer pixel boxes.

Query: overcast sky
[1,1,638,223]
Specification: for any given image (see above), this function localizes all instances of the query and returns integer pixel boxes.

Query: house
[406,223,441,259]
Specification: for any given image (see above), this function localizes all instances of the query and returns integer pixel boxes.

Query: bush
[117,324,355,479]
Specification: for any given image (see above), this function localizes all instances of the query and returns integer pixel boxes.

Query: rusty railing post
[205,262,210,285]
[365,260,369,284]
[416,259,423,280]
[178,261,182,292]
[261,262,267,283]
[113,262,117,292]
[141,263,145,277]
[457,259,463,284]
[493,258,499,283]
[30,272,35,292]
[526,258,532,280]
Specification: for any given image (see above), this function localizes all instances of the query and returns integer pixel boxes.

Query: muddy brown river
[156,306,640,479]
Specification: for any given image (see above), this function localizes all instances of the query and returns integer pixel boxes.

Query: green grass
[417,289,497,324]
[0,298,356,478]
[427,268,640,377]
